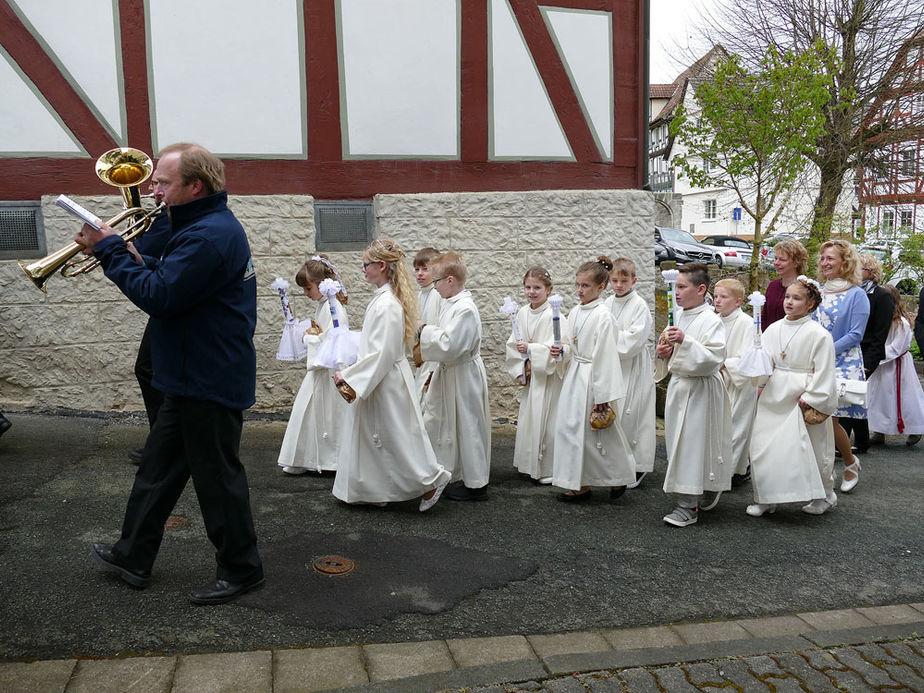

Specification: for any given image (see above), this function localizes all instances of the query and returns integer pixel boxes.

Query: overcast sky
[649,0,716,84]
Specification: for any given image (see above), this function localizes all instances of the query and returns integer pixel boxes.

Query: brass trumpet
[20,147,164,292]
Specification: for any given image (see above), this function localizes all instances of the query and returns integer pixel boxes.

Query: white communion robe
[868,317,924,435]
[414,285,444,401]
[656,302,732,495]
[720,308,759,476]
[605,291,656,473]
[552,298,636,490]
[276,297,349,472]
[333,284,450,503]
[420,290,492,488]
[504,301,568,480]
[749,315,837,503]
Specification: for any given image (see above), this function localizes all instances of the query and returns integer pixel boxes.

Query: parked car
[857,243,922,295]
[655,227,721,266]
[655,238,692,266]
[759,233,806,267]
[698,235,754,267]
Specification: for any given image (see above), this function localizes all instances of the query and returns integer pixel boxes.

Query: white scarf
[823,278,853,293]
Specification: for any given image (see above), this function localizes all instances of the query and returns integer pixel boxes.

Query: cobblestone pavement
[454,638,924,692]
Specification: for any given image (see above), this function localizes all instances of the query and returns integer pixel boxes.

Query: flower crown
[796,275,822,292]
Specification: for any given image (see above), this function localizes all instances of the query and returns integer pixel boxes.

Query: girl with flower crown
[277,255,350,475]
[747,276,838,517]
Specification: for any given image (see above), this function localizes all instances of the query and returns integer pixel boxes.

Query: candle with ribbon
[660,269,679,328]
[548,293,563,360]
[737,290,773,377]
[500,296,527,382]
[271,277,307,362]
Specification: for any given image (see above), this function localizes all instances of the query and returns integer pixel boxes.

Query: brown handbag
[589,404,615,430]
[802,405,829,425]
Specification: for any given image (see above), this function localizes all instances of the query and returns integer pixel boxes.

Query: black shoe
[444,483,488,501]
[0,413,11,438]
[91,542,151,588]
[609,486,627,500]
[189,577,265,605]
[557,489,592,503]
[731,468,751,487]
[128,448,144,464]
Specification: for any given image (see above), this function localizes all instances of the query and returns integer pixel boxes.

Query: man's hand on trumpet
[74,222,145,265]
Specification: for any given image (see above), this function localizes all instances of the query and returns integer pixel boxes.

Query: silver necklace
[778,319,807,359]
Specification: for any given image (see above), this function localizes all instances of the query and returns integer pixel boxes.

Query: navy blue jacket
[95,192,257,409]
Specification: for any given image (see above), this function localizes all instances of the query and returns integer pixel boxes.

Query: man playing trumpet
[74,143,264,605]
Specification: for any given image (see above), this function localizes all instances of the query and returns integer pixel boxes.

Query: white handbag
[836,377,867,407]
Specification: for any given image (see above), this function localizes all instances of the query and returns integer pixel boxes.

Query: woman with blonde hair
[840,254,894,454]
[763,238,808,328]
[332,238,450,510]
[810,240,870,511]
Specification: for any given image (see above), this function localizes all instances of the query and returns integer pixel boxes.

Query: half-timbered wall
[0,0,652,416]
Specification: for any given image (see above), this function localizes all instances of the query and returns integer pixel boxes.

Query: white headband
[312,255,347,296]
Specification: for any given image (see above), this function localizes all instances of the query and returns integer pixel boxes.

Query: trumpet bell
[95,148,153,188]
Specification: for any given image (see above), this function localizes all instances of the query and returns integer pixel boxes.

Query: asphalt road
[0,412,921,662]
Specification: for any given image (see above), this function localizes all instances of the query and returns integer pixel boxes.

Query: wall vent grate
[314,200,374,251]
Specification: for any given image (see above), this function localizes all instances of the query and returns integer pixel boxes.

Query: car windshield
[726,239,750,248]
[660,228,697,244]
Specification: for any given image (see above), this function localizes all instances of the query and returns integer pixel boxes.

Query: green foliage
[670,42,835,290]
[911,340,921,360]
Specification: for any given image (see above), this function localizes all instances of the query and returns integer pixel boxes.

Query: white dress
[720,308,759,476]
[552,298,636,490]
[868,317,924,435]
[333,285,450,503]
[605,291,656,473]
[276,298,349,472]
[656,303,732,495]
[504,302,567,480]
[414,285,444,401]
[420,290,492,488]
[749,315,837,503]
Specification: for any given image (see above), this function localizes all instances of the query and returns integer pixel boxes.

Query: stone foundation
[0,190,654,418]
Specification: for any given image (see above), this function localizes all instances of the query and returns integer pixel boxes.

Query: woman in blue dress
[814,240,869,504]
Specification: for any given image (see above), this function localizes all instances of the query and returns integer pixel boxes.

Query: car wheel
[714,254,724,267]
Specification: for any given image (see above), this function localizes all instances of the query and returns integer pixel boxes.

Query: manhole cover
[164,515,187,530]
[312,555,356,576]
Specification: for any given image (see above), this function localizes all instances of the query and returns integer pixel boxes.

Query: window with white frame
[704,199,717,220]
[702,157,712,174]
[883,209,894,233]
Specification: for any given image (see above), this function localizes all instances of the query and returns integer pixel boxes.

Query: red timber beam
[119,0,153,154]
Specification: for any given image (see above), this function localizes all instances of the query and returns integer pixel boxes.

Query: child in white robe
[868,285,924,446]
[332,238,451,510]
[714,278,759,486]
[747,276,838,516]
[419,251,492,501]
[413,247,443,401]
[604,258,655,488]
[551,256,635,502]
[277,256,349,475]
[505,266,567,483]
[656,262,731,527]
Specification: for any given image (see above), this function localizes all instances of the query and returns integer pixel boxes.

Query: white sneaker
[663,506,698,527]
[282,466,308,475]
[746,503,776,517]
[802,491,838,515]
[537,476,553,485]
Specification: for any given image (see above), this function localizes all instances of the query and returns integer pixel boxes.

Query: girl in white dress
[277,255,349,475]
[551,257,635,502]
[747,277,838,517]
[604,258,656,488]
[505,267,567,483]
[332,238,451,510]
[868,285,924,446]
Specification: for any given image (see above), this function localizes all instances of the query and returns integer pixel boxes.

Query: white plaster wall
[0,190,654,419]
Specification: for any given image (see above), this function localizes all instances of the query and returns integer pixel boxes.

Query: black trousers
[134,322,165,430]
[113,395,263,583]
[840,418,869,452]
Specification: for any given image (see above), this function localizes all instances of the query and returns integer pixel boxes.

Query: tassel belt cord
[897,350,908,434]
[773,365,814,374]
[572,354,593,364]
[441,354,480,368]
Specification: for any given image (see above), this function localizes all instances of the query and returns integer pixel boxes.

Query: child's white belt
[442,354,479,368]
[773,365,813,373]
[572,354,593,364]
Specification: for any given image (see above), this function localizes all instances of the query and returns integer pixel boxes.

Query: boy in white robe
[604,258,655,488]
[413,247,443,401]
[419,251,492,501]
[714,278,759,486]
[656,263,732,527]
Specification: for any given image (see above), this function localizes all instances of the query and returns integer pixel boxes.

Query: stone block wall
[0,190,654,419]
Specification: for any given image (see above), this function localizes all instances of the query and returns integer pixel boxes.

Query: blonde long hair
[366,237,419,347]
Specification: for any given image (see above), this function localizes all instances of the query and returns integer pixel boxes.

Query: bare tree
[689,0,923,245]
